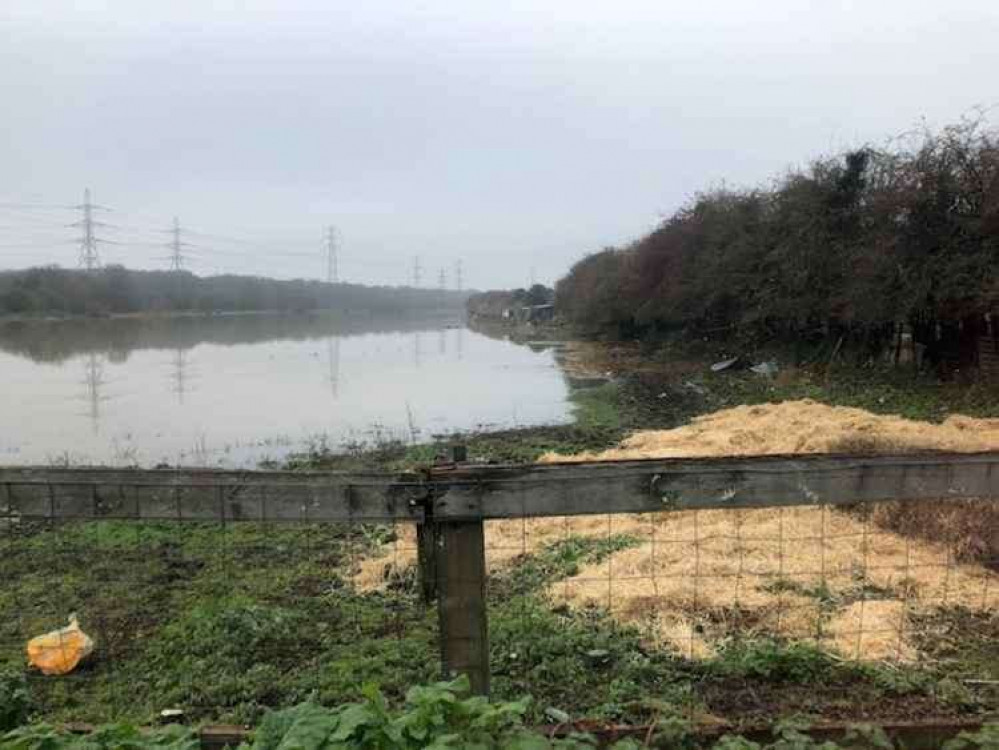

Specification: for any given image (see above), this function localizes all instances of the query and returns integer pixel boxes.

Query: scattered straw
[357,400,999,662]
[539,399,999,462]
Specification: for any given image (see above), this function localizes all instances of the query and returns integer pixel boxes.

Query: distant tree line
[556,119,999,368]
[0,266,469,318]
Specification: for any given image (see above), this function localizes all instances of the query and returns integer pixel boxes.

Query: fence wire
[477,503,997,659]
[0,513,431,725]
[471,498,998,720]
[2,484,998,726]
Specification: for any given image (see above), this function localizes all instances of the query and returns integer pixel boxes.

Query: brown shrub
[872,498,999,566]
[826,433,999,566]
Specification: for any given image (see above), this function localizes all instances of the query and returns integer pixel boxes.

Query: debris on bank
[26,615,94,675]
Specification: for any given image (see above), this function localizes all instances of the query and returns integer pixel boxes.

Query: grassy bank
[4,516,987,731]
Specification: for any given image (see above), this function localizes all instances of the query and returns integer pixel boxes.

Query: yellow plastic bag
[26,615,94,675]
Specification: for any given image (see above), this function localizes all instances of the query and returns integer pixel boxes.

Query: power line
[169,216,187,272]
[73,188,105,270]
[0,200,78,210]
[184,228,320,249]
[326,226,339,284]
[0,192,439,286]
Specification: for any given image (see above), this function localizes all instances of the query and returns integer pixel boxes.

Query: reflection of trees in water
[465,319,559,356]
[0,311,464,364]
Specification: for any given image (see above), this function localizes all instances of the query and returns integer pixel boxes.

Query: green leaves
[243,677,546,750]
[0,723,198,750]
[710,640,838,683]
[942,723,999,750]
[0,668,31,732]
[4,685,996,750]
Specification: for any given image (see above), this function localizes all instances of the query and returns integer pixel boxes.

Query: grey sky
[2,1,997,289]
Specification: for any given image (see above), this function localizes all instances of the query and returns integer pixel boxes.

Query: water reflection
[169,349,192,405]
[0,310,462,364]
[326,337,340,399]
[80,353,107,435]
[0,311,570,467]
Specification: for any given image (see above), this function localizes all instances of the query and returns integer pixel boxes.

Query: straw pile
[357,400,999,661]
[538,398,999,462]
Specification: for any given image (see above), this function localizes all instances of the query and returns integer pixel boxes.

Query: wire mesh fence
[0,515,435,725]
[468,502,998,663]
[2,461,998,727]
[355,501,998,717]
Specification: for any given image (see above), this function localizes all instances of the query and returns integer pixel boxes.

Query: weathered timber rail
[6,451,999,521]
[4,450,999,696]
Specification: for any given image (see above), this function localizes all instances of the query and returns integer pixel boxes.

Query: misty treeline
[0,266,468,317]
[556,119,999,367]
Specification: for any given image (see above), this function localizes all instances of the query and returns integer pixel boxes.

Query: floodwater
[0,312,572,467]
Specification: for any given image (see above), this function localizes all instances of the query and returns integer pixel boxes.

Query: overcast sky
[1,1,997,289]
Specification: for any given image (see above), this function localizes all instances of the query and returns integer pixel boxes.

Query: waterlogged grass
[569,383,623,430]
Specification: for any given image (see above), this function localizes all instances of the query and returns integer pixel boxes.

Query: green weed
[0,668,31,732]
[709,640,837,683]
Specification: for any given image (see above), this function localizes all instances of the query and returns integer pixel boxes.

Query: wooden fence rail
[4,450,999,696]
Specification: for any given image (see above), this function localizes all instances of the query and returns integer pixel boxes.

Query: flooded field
[0,313,571,467]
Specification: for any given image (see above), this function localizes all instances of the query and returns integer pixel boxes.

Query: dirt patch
[698,677,966,729]
[557,340,705,382]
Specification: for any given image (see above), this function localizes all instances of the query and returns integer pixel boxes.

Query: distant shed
[514,304,554,324]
